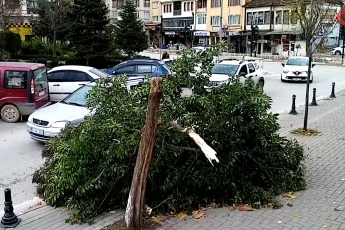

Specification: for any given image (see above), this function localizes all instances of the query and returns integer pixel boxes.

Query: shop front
[145,23,162,48]
[161,17,193,47]
[192,31,210,47]
[209,30,242,53]
[264,30,305,56]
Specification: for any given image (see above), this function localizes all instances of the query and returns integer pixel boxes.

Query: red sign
[336,9,345,26]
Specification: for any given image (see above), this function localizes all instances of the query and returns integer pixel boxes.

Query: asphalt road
[0,120,44,210]
[0,54,345,209]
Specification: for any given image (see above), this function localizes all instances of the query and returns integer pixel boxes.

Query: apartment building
[244,0,340,56]
[107,0,151,23]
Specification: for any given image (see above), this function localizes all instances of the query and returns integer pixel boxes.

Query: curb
[274,88,345,115]
[0,197,44,216]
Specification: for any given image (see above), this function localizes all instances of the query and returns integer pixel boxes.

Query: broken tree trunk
[169,121,219,166]
[125,77,163,229]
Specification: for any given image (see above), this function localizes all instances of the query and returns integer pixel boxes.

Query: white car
[47,65,107,102]
[207,59,265,91]
[331,46,344,55]
[281,57,315,83]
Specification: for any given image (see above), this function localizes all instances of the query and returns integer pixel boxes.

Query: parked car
[206,59,265,91]
[27,83,95,142]
[281,57,315,83]
[0,62,50,123]
[47,65,108,102]
[104,59,172,78]
[331,46,344,55]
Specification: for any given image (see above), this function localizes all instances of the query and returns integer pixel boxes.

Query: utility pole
[220,0,223,42]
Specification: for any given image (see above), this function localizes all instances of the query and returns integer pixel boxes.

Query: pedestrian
[162,51,170,60]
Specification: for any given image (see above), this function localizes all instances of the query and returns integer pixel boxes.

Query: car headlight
[283,70,289,73]
[50,121,70,128]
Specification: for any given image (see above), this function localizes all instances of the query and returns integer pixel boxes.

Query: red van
[0,62,50,123]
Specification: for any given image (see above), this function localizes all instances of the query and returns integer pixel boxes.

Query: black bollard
[0,188,21,228]
[289,94,298,115]
[330,82,336,98]
[310,88,318,106]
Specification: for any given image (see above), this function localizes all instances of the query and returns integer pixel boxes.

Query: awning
[265,30,302,35]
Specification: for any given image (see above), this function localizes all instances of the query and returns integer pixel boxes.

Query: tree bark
[125,77,163,229]
[53,30,57,58]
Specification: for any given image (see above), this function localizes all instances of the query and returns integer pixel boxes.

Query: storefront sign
[146,25,156,31]
[165,31,175,35]
[258,40,268,43]
[194,31,210,37]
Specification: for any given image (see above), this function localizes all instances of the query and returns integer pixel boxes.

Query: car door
[63,70,94,99]
[47,70,65,102]
[247,63,258,83]
[237,64,249,84]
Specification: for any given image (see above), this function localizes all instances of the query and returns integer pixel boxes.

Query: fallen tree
[33,44,305,224]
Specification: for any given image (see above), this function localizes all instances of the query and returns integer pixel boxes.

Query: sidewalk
[2,91,345,230]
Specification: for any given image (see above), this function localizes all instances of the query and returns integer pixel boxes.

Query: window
[210,16,220,25]
[115,65,135,75]
[264,11,270,24]
[34,68,47,87]
[163,4,172,13]
[90,68,108,78]
[134,0,139,7]
[62,85,93,107]
[143,11,150,20]
[283,10,289,24]
[247,63,255,73]
[211,0,220,8]
[200,0,207,8]
[112,0,124,7]
[238,65,248,75]
[257,11,263,25]
[246,12,252,25]
[137,65,157,74]
[4,71,28,89]
[65,71,92,82]
[152,1,158,8]
[152,16,159,22]
[47,71,65,82]
[197,13,206,24]
[191,2,194,11]
[228,15,240,25]
[290,10,298,24]
[275,11,282,24]
[112,11,121,19]
[144,0,150,7]
[228,0,240,6]
[184,2,193,11]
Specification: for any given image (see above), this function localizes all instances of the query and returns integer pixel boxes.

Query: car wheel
[256,80,264,92]
[1,104,20,123]
[335,51,341,55]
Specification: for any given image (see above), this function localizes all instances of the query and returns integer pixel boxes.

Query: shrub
[33,44,305,223]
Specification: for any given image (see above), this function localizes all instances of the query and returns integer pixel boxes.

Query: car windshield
[212,64,238,75]
[286,58,309,66]
[61,85,94,107]
[89,68,109,77]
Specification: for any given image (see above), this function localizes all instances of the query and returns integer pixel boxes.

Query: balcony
[173,10,181,16]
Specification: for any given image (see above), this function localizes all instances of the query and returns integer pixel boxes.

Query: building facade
[106,0,151,23]
[244,0,340,56]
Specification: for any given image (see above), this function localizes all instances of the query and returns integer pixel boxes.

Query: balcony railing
[173,9,181,16]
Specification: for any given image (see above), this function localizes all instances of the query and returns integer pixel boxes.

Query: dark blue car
[104,59,172,78]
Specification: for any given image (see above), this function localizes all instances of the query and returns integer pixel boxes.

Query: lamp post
[220,0,223,42]
[160,15,163,60]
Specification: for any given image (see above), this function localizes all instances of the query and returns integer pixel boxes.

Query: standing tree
[35,0,70,58]
[289,0,339,130]
[114,0,148,57]
[66,0,110,64]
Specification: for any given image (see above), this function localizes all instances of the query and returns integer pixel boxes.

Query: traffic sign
[336,9,345,26]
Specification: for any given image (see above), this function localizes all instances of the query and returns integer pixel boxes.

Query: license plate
[31,128,44,135]
[38,91,45,97]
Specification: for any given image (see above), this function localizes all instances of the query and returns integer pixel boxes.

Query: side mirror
[281,63,285,67]
[312,64,315,68]
[239,72,247,76]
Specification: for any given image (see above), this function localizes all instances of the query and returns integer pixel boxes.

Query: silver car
[26,83,94,142]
